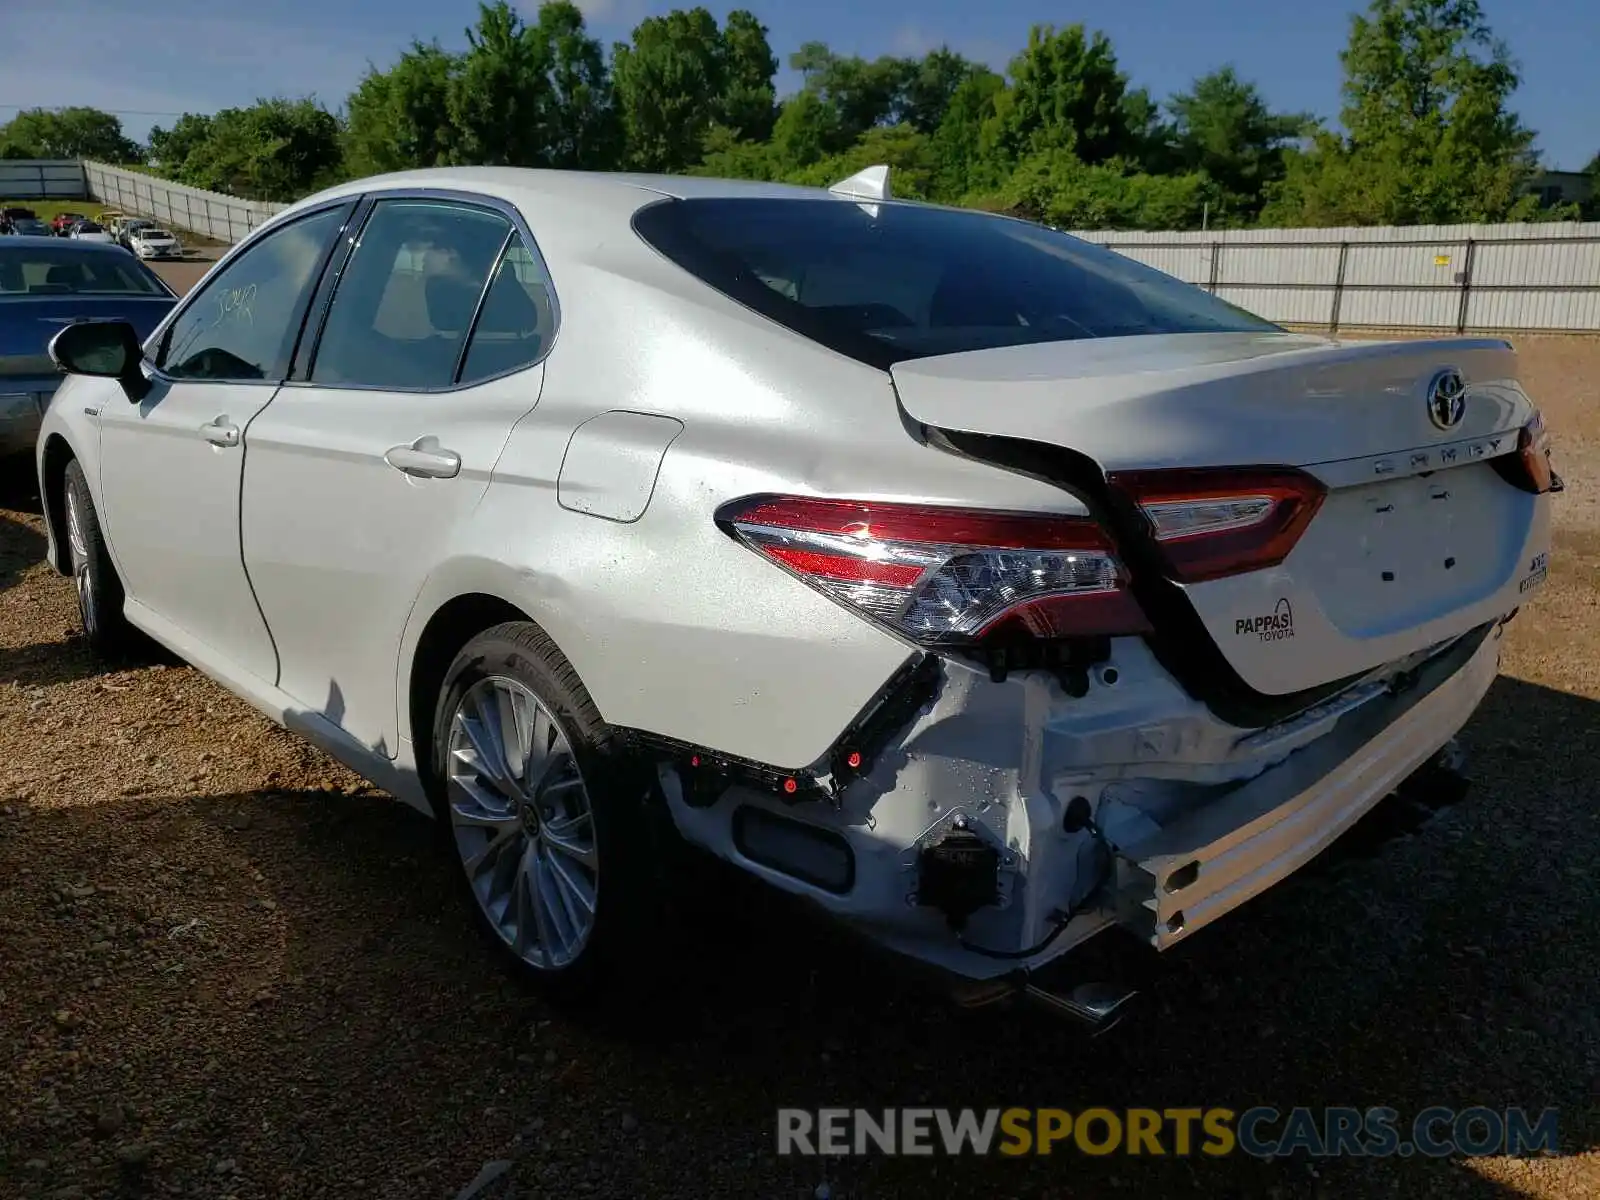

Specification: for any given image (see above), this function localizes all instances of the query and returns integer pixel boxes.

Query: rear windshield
[631,197,1279,368]
[0,246,170,297]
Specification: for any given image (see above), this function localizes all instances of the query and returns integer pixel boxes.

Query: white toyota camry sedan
[33,166,1557,1021]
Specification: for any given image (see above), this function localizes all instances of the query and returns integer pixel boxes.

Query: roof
[281,165,879,224]
[0,235,138,256]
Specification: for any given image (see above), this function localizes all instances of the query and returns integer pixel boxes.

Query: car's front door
[96,201,354,682]
[240,194,557,755]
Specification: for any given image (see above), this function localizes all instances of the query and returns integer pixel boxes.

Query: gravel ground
[1,323,1597,1200]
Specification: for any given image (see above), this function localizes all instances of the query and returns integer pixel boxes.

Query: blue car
[1,236,178,460]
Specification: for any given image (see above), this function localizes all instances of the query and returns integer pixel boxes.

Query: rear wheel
[63,459,136,656]
[431,622,672,1002]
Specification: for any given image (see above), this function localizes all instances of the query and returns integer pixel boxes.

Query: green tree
[1263,0,1542,225]
[694,123,777,179]
[528,0,621,168]
[147,113,216,171]
[0,106,143,162]
[789,42,906,144]
[766,90,850,172]
[448,1,558,167]
[719,10,778,142]
[343,42,460,176]
[1166,67,1308,222]
[174,98,343,201]
[782,124,938,198]
[984,25,1133,170]
[345,3,615,175]
[927,68,1005,200]
[898,49,984,135]
[1119,86,1175,175]
[998,149,1219,230]
[612,7,734,171]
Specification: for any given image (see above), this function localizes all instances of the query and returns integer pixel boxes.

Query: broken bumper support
[1112,623,1500,950]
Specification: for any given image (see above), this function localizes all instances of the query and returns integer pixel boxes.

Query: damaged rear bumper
[1112,621,1500,949]
[657,618,1504,982]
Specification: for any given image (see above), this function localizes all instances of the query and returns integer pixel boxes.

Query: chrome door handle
[384,437,461,479]
[200,417,240,447]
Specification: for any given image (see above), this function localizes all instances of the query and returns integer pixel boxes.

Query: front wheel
[431,622,672,1002]
[63,459,137,656]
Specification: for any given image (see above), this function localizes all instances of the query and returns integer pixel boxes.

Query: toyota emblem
[1427,369,1467,430]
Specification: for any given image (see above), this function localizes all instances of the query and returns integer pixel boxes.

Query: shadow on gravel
[2,675,1595,1200]
[0,637,126,688]
[1,509,46,596]
[0,461,44,515]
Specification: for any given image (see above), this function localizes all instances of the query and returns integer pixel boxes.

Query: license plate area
[1294,463,1520,636]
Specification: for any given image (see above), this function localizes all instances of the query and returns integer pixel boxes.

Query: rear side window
[309,199,511,390]
[632,197,1279,368]
[458,233,556,384]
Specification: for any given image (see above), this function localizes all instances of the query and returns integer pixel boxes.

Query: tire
[430,621,675,1005]
[62,459,137,656]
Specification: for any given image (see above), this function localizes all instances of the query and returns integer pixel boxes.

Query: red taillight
[717,495,1151,645]
[1493,413,1560,495]
[1108,467,1327,584]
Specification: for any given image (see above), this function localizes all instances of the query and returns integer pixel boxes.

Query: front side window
[632,198,1280,368]
[309,199,511,390]
[158,204,347,382]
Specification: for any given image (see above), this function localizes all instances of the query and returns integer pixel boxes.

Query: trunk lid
[891,332,1551,698]
[0,295,176,379]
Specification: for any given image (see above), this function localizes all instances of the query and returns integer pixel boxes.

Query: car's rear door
[239,191,557,757]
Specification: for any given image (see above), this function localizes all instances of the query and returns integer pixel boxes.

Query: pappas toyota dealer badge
[1237,598,1295,643]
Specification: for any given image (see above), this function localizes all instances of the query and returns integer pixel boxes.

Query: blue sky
[2,0,1594,169]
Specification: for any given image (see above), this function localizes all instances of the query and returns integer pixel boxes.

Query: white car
[131,227,182,259]
[68,221,116,244]
[31,166,1558,1021]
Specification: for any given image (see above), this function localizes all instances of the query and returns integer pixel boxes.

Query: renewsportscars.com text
[776,1106,1560,1159]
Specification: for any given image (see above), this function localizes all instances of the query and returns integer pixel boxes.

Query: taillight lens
[1493,413,1561,495]
[1108,467,1327,584]
[717,495,1151,644]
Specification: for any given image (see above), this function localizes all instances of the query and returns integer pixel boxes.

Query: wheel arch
[404,589,549,793]
[39,432,77,575]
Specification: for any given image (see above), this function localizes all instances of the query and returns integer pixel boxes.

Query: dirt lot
[1,319,1598,1200]
[146,251,217,294]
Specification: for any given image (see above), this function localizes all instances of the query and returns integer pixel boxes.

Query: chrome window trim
[287,187,563,396]
[452,224,517,386]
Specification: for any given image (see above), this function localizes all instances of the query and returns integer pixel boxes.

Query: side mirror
[48,320,151,402]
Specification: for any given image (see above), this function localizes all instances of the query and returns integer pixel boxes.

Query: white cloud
[890,25,937,58]
[885,25,1012,71]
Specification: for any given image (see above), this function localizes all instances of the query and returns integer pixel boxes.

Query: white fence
[1069,222,1600,333]
[82,160,286,244]
[1,159,286,243]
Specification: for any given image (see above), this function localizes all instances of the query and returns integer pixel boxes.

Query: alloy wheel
[446,675,600,971]
[65,484,93,622]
